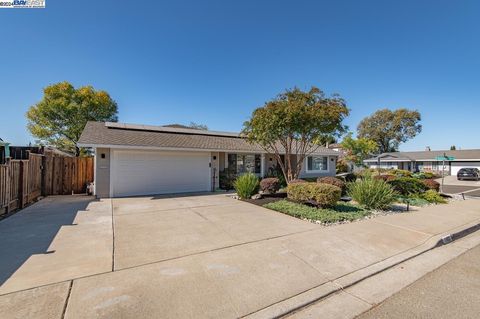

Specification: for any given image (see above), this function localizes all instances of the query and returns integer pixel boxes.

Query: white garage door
[451,162,480,175]
[111,150,211,197]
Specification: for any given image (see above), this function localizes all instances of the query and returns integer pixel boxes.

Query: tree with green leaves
[341,133,378,167]
[242,87,349,182]
[357,108,421,153]
[26,81,118,156]
[450,145,456,150]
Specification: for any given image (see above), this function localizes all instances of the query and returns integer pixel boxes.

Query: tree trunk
[75,146,81,157]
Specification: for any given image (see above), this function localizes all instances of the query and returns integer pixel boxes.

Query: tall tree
[189,122,208,130]
[242,87,349,182]
[26,81,118,156]
[341,133,378,167]
[450,145,456,150]
[357,108,421,153]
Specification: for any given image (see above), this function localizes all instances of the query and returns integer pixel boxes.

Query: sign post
[435,154,455,193]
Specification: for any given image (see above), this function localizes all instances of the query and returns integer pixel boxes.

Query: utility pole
[441,152,446,193]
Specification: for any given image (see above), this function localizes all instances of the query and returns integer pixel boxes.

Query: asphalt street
[357,243,480,319]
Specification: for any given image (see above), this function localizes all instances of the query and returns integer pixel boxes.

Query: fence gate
[0,153,94,215]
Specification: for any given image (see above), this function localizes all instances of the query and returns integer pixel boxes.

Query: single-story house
[364,149,480,175]
[78,122,340,198]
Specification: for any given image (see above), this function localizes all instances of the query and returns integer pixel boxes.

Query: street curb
[243,219,480,319]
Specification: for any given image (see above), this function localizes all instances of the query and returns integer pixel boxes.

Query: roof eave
[77,143,339,156]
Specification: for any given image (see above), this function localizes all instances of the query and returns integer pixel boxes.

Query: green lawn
[263,200,371,224]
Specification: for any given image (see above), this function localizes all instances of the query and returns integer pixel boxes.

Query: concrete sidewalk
[1,195,479,319]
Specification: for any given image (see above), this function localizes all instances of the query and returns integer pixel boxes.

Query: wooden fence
[0,153,94,215]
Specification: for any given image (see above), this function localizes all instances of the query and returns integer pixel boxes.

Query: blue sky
[1,0,479,151]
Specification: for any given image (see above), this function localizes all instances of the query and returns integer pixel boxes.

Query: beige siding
[95,148,111,198]
[219,152,225,171]
[263,153,337,179]
[211,152,220,189]
[299,155,337,179]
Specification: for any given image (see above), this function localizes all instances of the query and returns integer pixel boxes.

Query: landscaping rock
[251,194,262,200]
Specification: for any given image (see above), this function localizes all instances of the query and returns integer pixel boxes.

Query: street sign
[435,156,455,161]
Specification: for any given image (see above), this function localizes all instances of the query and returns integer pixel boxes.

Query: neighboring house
[327,143,343,153]
[364,149,480,175]
[78,122,340,198]
[0,138,10,164]
[327,143,363,172]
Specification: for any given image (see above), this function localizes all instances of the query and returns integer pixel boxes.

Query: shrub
[421,190,447,204]
[422,179,440,191]
[336,160,349,173]
[260,177,280,194]
[387,177,428,196]
[412,171,441,179]
[234,173,259,199]
[317,176,346,194]
[265,166,287,187]
[219,168,236,190]
[287,182,341,208]
[289,179,307,184]
[374,175,396,182]
[389,169,412,177]
[343,172,357,182]
[347,178,397,210]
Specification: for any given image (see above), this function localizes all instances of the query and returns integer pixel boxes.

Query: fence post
[18,160,24,209]
[41,155,47,196]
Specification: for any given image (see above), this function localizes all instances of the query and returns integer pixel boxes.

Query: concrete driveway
[437,176,480,197]
[1,194,480,318]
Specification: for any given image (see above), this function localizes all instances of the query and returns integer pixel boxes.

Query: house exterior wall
[299,155,337,179]
[211,152,220,189]
[95,147,111,198]
[260,153,338,179]
[219,152,225,171]
[97,148,338,197]
[264,154,278,176]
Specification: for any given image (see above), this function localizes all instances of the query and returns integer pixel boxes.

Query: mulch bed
[241,192,287,206]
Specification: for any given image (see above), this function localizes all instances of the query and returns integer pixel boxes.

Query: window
[307,156,328,171]
[228,154,261,174]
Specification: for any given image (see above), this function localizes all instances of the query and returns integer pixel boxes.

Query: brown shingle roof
[78,122,340,156]
[365,149,480,162]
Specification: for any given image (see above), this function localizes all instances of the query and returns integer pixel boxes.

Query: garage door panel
[451,162,480,175]
[112,150,211,197]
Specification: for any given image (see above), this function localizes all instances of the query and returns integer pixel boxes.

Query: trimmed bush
[422,179,440,191]
[234,173,259,199]
[289,179,307,184]
[387,177,428,196]
[260,177,280,194]
[317,176,346,194]
[347,178,397,210]
[287,182,341,208]
[421,190,447,204]
[265,167,287,187]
